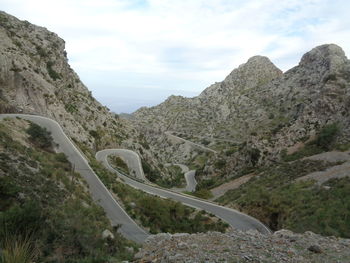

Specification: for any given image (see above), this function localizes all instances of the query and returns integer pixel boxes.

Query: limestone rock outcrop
[0,11,130,149]
[132,44,350,179]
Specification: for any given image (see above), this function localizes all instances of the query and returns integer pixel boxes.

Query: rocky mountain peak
[245,55,276,67]
[164,95,187,104]
[199,55,282,99]
[299,44,348,72]
[224,55,282,83]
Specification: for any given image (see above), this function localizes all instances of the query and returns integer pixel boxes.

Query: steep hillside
[0,11,131,150]
[134,55,282,139]
[132,44,350,186]
[0,118,136,262]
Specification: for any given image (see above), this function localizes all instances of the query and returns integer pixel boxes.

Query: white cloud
[1,0,350,112]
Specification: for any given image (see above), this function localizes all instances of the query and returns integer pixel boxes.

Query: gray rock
[308,244,323,253]
[131,42,350,184]
[101,229,114,240]
[137,229,350,262]
[125,246,134,254]
[0,11,133,151]
[177,242,188,249]
[173,233,190,237]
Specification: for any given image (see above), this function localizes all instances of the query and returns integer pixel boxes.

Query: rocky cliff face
[132,44,350,181]
[134,55,282,139]
[0,11,131,149]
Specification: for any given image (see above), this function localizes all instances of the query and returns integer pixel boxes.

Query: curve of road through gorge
[0,114,271,244]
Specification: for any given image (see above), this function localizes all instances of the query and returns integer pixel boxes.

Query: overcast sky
[1,0,350,113]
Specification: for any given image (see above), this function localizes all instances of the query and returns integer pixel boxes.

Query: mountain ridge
[131,43,350,172]
[0,11,132,150]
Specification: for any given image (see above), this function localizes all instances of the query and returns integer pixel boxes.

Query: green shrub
[65,103,78,113]
[197,178,217,190]
[35,45,47,57]
[0,201,44,236]
[201,139,210,145]
[281,123,340,161]
[217,160,350,237]
[214,159,226,169]
[189,189,213,199]
[249,148,260,166]
[225,147,238,156]
[0,177,19,199]
[281,144,323,162]
[54,152,69,164]
[315,123,339,150]
[335,142,350,152]
[109,156,129,174]
[26,123,53,150]
[46,61,60,81]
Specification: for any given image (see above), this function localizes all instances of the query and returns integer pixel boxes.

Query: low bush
[46,61,60,81]
[314,123,339,150]
[281,123,340,161]
[186,189,213,199]
[141,160,184,188]
[214,159,226,169]
[109,156,129,174]
[26,122,53,150]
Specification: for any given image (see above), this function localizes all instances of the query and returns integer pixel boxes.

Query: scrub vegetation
[217,159,350,238]
[281,123,340,161]
[89,157,229,234]
[0,118,136,262]
[141,160,186,188]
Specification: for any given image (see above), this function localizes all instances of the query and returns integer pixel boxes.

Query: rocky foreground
[135,229,350,262]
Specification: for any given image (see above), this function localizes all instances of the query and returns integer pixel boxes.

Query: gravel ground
[135,229,350,262]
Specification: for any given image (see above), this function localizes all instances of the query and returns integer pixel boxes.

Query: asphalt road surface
[184,170,197,192]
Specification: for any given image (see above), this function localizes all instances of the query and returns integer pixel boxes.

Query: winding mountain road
[0,114,271,244]
[165,131,218,154]
[0,114,148,243]
[97,149,271,234]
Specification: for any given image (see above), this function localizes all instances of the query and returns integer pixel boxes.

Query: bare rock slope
[137,229,350,262]
[0,11,131,149]
[132,44,350,180]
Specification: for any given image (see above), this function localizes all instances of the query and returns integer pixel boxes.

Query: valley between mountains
[1,11,350,262]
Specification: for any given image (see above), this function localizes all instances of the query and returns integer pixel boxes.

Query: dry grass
[1,234,37,263]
